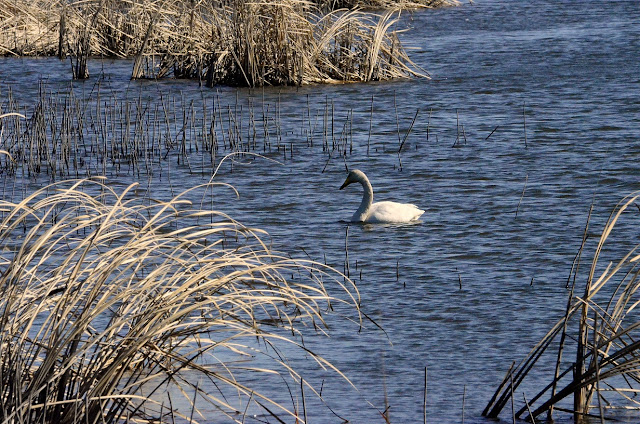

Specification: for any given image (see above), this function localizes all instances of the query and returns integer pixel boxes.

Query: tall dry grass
[0,178,361,423]
[0,0,445,84]
[484,191,640,422]
[317,0,459,9]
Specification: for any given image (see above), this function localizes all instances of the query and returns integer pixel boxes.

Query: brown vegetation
[0,0,458,85]
[0,82,384,180]
[484,192,640,422]
[317,0,459,9]
[0,178,361,422]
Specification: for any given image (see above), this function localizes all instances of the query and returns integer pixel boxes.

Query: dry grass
[0,178,361,423]
[317,0,459,9]
[0,0,446,85]
[484,191,640,422]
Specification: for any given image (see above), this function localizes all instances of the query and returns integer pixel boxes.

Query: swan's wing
[367,201,424,223]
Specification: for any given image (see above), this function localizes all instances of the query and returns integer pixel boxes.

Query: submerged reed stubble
[0,83,376,180]
[0,179,361,422]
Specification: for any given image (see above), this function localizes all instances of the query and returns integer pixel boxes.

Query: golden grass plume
[0,178,361,422]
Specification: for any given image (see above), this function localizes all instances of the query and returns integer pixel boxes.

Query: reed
[0,178,361,423]
[0,82,371,179]
[0,0,450,85]
[483,190,640,421]
[317,0,459,9]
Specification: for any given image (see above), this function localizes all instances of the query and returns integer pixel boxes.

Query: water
[1,0,640,422]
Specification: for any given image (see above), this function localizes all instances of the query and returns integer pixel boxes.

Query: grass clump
[0,0,441,85]
[316,0,459,9]
[484,191,640,422]
[0,178,361,423]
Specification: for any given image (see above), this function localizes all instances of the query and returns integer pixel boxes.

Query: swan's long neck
[354,175,374,221]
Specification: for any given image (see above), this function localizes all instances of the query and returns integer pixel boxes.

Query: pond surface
[1,0,640,422]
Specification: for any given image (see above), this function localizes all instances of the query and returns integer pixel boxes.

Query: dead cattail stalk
[397,108,419,171]
[523,102,527,148]
[462,385,466,424]
[345,225,350,278]
[515,174,528,218]
[57,5,66,59]
[301,377,308,424]
[427,107,432,142]
[423,367,428,424]
[523,393,536,424]
[367,95,374,156]
[485,125,498,140]
[131,13,158,80]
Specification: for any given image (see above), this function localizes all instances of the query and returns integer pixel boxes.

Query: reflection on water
[1,0,640,422]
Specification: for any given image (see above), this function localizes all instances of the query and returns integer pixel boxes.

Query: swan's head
[339,169,367,190]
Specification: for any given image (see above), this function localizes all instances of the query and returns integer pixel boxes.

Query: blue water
[1,0,640,422]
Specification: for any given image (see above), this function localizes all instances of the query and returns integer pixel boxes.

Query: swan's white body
[340,169,424,223]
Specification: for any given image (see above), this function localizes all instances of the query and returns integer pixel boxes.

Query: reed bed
[0,83,374,180]
[484,191,640,422]
[0,80,534,183]
[317,0,459,9]
[0,0,452,85]
[0,178,361,423]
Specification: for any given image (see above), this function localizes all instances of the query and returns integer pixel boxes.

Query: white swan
[339,169,424,223]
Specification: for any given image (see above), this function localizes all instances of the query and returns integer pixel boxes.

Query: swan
[339,169,424,223]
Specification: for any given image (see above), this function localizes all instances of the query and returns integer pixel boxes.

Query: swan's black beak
[339,179,350,190]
